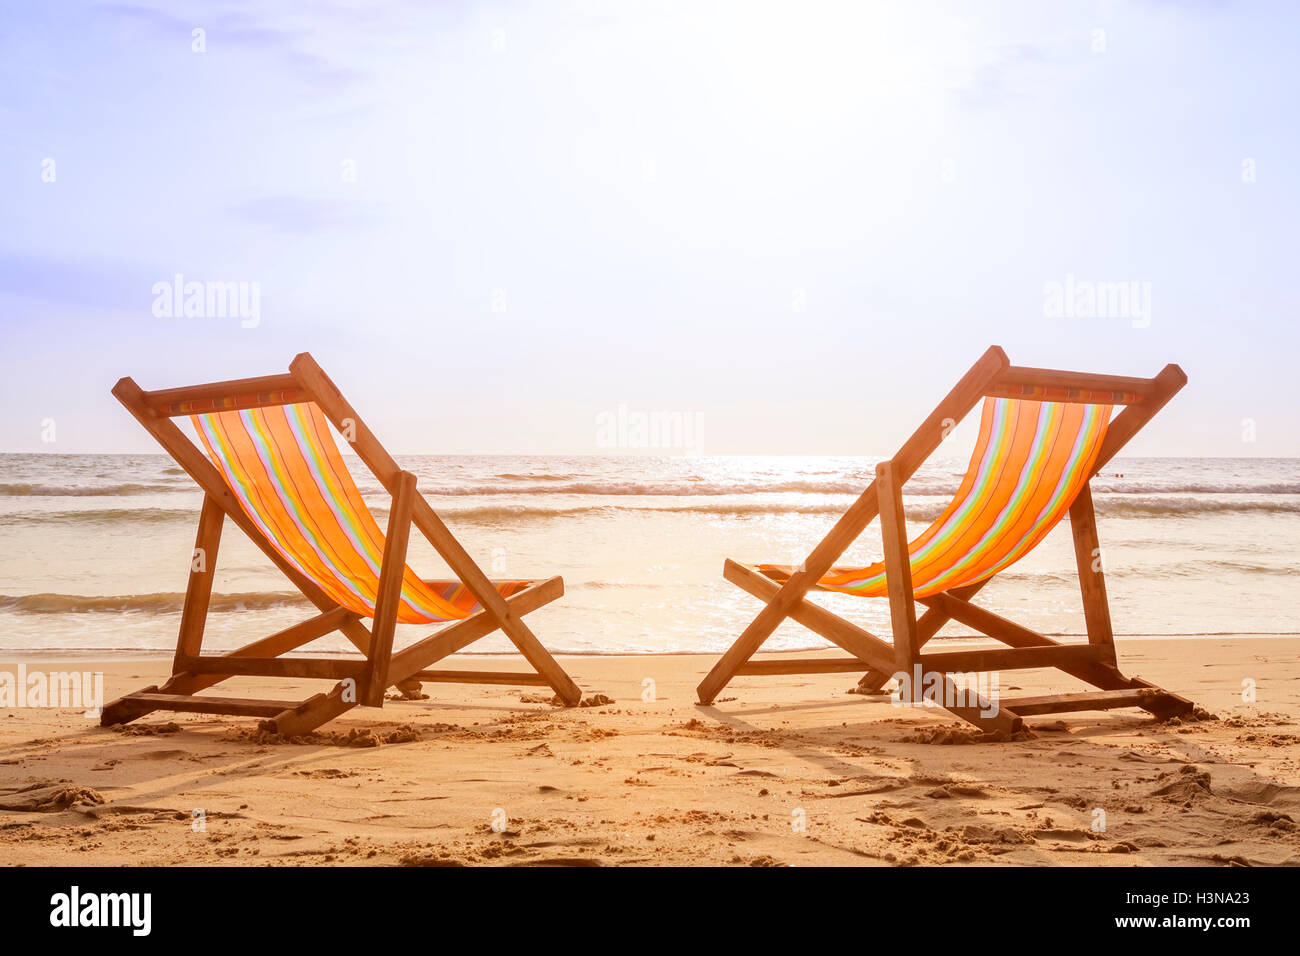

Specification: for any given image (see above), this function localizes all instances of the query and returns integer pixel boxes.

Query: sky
[1,0,1296,456]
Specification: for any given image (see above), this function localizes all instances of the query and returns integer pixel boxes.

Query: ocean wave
[1093,496,1300,517]
[417,479,886,496]
[440,501,854,521]
[1092,481,1300,495]
[5,472,1297,500]
[994,558,1295,583]
[4,494,1298,529]
[441,493,1300,521]
[0,482,186,497]
[0,477,889,499]
[1138,559,1299,578]
[421,479,1300,496]
[0,507,197,526]
[412,494,1300,523]
[0,592,311,615]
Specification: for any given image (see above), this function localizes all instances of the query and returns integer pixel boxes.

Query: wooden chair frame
[101,353,581,735]
[697,346,1196,734]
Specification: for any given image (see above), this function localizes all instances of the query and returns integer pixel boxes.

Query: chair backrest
[191,401,514,624]
[789,396,1112,598]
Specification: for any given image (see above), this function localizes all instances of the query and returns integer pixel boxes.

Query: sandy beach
[2,638,1297,867]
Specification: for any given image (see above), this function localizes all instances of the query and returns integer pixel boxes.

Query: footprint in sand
[0,783,105,812]
[292,768,357,779]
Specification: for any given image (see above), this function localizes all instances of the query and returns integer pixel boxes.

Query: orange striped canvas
[758,397,1111,599]
[191,402,529,624]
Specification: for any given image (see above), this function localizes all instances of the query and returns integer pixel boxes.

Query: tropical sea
[1,453,1297,657]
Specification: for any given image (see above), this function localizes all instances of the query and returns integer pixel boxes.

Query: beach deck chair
[698,346,1196,734]
[100,353,581,735]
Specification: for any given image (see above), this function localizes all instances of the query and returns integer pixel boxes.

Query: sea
[1,453,1297,657]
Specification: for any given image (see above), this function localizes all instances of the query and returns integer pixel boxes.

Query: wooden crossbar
[735,657,872,676]
[144,373,310,415]
[411,670,552,685]
[123,693,295,718]
[917,644,1108,673]
[176,656,367,680]
[986,365,1156,404]
[999,688,1170,717]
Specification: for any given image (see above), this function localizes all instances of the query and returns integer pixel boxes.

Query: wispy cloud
[94,2,368,90]
[227,196,378,235]
[0,250,153,311]
[951,42,1052,110]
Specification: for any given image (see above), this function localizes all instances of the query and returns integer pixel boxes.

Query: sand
[2,638,1298,866]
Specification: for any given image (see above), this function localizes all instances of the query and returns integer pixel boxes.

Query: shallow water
[1,452,1296,656]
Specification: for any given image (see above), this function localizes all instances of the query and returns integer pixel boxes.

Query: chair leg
[361,471,416,707]
[722,560,895,671]
[699,493,886,703]
[173,494,223,672]
[876,461,920,680]
[1069,483,1118,665]
[102,496,225,727]
[697,593,803,704]
[493,613,582,705]
[856,670,892,693]
[262,683,358,737]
